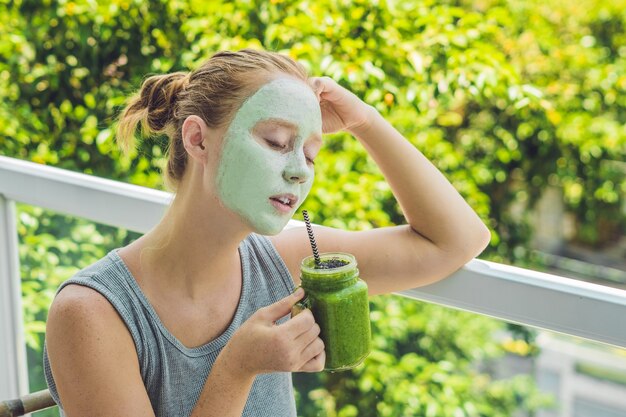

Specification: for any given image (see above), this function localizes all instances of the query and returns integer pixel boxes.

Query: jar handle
[291,286,311,317]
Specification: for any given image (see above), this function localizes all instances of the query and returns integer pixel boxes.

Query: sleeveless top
[43,233,298,417]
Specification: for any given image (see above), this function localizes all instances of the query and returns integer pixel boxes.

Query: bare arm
[270,78,490,295]
[348,105,490,257]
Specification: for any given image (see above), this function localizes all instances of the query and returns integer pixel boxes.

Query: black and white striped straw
[302,210,321,267]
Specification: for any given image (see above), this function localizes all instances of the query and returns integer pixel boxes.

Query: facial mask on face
[216,77,322,235]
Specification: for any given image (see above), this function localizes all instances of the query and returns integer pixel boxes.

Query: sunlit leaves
[2,0,624,414]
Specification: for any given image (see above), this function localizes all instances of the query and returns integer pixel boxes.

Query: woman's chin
[257,223,288,236]
[244,214,288,236]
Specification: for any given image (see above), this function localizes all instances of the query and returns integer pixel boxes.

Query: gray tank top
[43,233,297,417]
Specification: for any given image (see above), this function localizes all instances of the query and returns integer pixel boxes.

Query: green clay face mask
[216,77,322,235]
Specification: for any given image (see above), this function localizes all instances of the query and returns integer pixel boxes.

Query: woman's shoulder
[48,254,130,334]
[49,249,147,348]
[45,278,147,414]
[49,281,119,322]
[46,279,136,367]
[45,251,146,373]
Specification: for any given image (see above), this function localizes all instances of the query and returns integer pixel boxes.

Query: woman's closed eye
[265,139,315,165]
[265,139,286,150]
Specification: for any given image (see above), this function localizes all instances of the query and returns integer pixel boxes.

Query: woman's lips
[269,198,293,213]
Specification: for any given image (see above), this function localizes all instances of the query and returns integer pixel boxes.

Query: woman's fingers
[261,287,305,323]
[300,337,324,363]
[280,308,316,339]
[308,77,322,101]
[298,349,326,373]
[294,321,321,348]
[308,76,337,100]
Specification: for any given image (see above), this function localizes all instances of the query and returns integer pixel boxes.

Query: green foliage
[2,0,624,415]
[296,296,553,416]
[480,0,626,247]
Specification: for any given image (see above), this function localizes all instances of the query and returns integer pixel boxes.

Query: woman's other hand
[308,76,376,135]
[222,288,325,377]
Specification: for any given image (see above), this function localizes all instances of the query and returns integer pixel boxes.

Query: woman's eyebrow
[260,118,322,145]
[261,117,297,131]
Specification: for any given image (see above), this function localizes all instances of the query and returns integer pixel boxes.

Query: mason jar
[297,252,371,371]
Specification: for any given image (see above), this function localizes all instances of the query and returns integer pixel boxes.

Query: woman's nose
[283,152,310,184]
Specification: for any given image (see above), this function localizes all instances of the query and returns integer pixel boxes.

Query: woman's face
[215,77,322,235]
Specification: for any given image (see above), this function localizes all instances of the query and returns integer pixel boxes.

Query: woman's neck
[129,189,251,302]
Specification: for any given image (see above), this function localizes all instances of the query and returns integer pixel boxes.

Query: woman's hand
[308,76,376,135]
[221,288,325,377]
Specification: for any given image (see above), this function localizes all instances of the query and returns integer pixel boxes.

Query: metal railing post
[0,194,29,401]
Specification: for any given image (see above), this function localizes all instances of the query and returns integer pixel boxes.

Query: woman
[43,49,490,417]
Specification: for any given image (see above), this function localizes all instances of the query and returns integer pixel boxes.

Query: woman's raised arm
[270,76,490,295]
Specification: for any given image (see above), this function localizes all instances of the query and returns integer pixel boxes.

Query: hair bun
[141,71,189,133]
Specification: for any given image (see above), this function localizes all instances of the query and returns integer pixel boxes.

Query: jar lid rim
[300,252,357,275]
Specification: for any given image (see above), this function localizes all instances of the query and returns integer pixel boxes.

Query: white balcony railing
[1,155,626,401]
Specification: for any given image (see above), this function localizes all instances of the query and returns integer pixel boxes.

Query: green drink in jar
[295,252,371,371]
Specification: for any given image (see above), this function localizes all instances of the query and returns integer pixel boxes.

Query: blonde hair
[115,49,309,191]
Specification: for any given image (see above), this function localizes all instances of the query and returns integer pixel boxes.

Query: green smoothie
[298,252,371,371]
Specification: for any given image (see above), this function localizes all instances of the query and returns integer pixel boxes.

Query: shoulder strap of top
[247,233,296,294]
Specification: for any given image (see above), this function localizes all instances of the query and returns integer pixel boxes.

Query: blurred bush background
[1,0,624,415]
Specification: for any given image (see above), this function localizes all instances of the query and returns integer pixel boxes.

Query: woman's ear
[182,115,209,162]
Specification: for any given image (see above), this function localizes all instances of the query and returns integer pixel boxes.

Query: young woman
[43,49,490,417]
